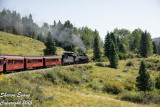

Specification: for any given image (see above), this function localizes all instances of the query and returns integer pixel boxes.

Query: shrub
[0,74,5,82]
[124,82,136,91]
[93,57,108,62]
[44,66,91,85]
[126,61,134,66]
[155,74,160,89]
[122,69,129,72]
[145,59,160,63]
[95,63,105,67]
[118,52,127,60]
[124,77,136,91]
[0,74,52,106]
[87,82,94,88]
[145,59,160,71]
[120,90,160,104]
[127,53,135,59]
[120,91,144,103]
[44,70,59,84]
[103,81,124,94]
[92,83,101,90]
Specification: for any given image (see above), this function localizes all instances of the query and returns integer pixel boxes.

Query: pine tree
[136,61,153,91]
[119,43,126,53]
[44,32,56,55]
[152,41,158,54]
[110,32,119,52]
[50,40,56,55]
[155,74,160,89]
[140,31,153,57]
[104,32,112,58]
[158,42,160,55]
[109,40,119,68]
[93,35,101,60]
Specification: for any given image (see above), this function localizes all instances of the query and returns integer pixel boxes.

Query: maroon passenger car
[43,56,61,66]
[1,56,24,71]
[25,57,43,68]
[0,58,3,72]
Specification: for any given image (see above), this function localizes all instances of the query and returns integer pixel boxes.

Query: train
[0,52,89,73]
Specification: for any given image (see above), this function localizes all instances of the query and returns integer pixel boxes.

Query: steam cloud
[49,24,86,52]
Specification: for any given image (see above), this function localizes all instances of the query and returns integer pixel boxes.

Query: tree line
[0,9,160,57]
[0,9,103,55]
[93,28,160,68]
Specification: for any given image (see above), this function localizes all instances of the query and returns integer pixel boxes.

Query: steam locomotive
[0,52,89,73]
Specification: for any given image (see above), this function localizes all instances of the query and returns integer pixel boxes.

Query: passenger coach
[0,58,3,72]
[24,56,43,68]
[43,56,61,66]
[0,56,24,71]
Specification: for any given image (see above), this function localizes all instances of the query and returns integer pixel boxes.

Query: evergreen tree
[155,74,160,89]
[110,32,119,52]
[104,32,112,58]
[37,33,45,43]
[109,40,119,68]
[93,35,101,60]
[152,41,158,54]
[140,31,153,57]
[158,42,160,55]
[44,32,56,55]
[136,61,153,91]
[119,43,126,53]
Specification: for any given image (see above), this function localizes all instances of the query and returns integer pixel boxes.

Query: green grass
[0,31,64,56]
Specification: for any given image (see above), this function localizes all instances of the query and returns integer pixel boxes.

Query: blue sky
[0,0,160,39]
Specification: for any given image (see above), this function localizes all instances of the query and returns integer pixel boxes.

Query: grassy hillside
[0,56,160,106]
[0,31,64,56]
[0,31,46,56]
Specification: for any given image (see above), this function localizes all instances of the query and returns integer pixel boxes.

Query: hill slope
[0,31,64,56]
[0,31,46,56]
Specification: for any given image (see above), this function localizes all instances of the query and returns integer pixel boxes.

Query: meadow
[0,55,160,107]
[0,31,64,56]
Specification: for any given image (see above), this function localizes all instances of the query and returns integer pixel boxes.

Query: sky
[0,0,160,40]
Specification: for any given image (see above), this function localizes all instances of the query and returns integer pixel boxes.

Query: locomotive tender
[0,52,89,73]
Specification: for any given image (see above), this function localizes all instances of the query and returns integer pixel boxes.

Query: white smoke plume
[50,24,86,52]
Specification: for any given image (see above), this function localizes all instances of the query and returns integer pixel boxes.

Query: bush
[145,62,160,71]
[118,52,127,60]
[122,69,129,72]
[120,90,160,104]
[145,59,160,71]
[155,74,160,89]
[126,61,134,66]
[44,70,60,84]
[124,77,136,91]
[124,82,136,91]
[95,63,105,67]
[44,66,91,85]
[127,53,135,59]
[0,73,52,106]
[93,57,108,62]
[103,81,124,94]
[145,59,160,63]
[120,91,144,103]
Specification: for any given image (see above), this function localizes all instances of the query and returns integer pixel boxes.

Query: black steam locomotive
[62,52,89,65]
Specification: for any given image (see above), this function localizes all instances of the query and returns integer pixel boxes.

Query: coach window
[28,59,42,63]
[15,60,23,64]
[46,59,58,62]
[8,60,13,65]
[0,60,3,65]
